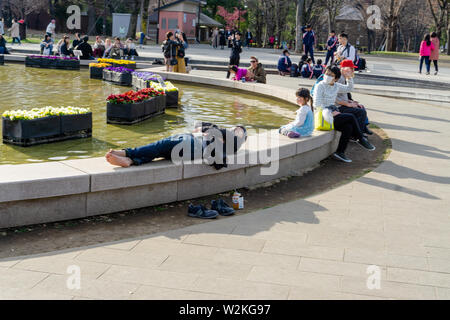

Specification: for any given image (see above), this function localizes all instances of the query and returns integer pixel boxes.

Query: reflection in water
[0,64,297,165]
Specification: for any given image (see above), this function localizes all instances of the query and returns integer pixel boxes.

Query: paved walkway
[0,73,449,300]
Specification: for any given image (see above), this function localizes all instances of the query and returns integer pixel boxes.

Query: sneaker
[333,152,352,163]
[364,127,374,135]
[287,131,301,139]
[188,204,219,219]
[358,137,376,151]
[434,71,438,75]
[211,199,235,216]
[426,72,430,75]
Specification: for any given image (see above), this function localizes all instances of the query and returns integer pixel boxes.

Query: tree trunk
[295,0,305,53]
[447,8,450,55]
[127,0,140,39]
[48,0,55,18]
[87,0,96,36]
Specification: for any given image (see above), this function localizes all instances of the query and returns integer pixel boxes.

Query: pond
[0,64,297,165]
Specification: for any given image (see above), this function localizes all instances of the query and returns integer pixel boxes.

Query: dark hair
[306,58,312,63]
[296,88,313,111]
[115,37,121,41]
[306,25,312,29]
[301,54,308,61]
[339,32,348,39]
[424,34,431,46]
[83,35,89,42]
[330,30,335,34]
[327,66,341,80]
[229,65,238,72]
[250,56,258,62]
[283,49,289,55]
[166,32,173,40]
[44,34,50,41]
[317,59,322,65]
[431,32,437,38]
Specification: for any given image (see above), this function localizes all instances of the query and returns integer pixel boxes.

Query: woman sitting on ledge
[106,123,247,169]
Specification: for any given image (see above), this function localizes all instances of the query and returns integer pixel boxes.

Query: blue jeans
[0,47,7,54]
[41,44,53,54]
[325,49,335,65]
[419,56,430,73]
[12,37,21,44]
[124,134,198,166]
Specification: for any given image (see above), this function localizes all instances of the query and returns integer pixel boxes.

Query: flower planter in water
[102,69,112,82]
[113,62,136,70]
[110,71,132,86]
[2,114,92,147]
[107,97,165,125]
[0,55,4,65]
[166,91,179,107]
[25,56,80,70]
[90,66,105,79]
[60,113,92,135]
[57,59,80,70]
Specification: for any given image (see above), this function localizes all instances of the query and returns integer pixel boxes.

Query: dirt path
[0,127,390,259]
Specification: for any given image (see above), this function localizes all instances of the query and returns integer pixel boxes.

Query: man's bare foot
[106,153,133,167]
[108,149,126,157]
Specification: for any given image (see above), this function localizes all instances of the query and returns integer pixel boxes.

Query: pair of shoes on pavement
[188,199,235,219]
[333,137,376,164]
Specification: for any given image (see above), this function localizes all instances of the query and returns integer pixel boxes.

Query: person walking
[219,29,226,50]
[46,19,56,37]
[212,27,219,49]
[419,34,435,75]
[226,32,242,79]
[0,18,5,36]
[325,31,338,66]
[430,32,440,75]
[302,25,316,64]
[245,29,253,49]
[8,19,20,45]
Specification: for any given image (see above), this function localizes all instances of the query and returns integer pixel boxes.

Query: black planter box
[0,55,4,65]
[61,113,92,134]
[107,97,166,125]
[111,71,132,86]
[166,91,179,107]
[25,56,80,70]
[90,66,104,79]
[156,95,167,113]
[145,98,159,115]
[2,114,92,147]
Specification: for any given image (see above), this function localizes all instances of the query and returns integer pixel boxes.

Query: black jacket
[77,41,93,60]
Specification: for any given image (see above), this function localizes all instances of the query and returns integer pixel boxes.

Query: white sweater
[313,78,354,108]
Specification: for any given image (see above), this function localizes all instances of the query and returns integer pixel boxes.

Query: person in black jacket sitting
[60,36,74,57]
[75,36,94,60]
[105,123,247,169]
[0,34,9,54]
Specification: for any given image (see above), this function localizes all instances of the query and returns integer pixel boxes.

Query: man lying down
[106,122,248,169]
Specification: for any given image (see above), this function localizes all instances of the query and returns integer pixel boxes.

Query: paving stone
[0,268,49,289]
[130,285,231,300]
[98,265,199,291]
[387,267,450,288]
[288,286,386,300]
[34,274,138,300]
[341,276,436,300]
[158,255,253,280]
[299,257,387,278]
[247,266,341,291]
[213,248,300,270]
[263,239,344,261]
[132,240,220,259]
[193,276,290,299]
[183,233,266,252]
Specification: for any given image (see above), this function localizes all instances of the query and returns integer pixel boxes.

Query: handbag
[314,107,334,131]
[170,57,178,66]
[43,47,51,55]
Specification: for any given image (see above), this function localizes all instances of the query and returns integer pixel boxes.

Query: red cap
[340,59,357,69]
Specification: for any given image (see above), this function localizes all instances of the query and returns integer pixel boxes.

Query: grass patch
[3,36,42,44]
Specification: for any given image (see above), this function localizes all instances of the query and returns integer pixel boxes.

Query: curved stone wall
[0,72,339,229]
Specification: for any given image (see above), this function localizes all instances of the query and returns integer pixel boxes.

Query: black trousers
[227,55,240,78]
[333,113,363,154]
[432,60,438,72]
[338,106,367,133]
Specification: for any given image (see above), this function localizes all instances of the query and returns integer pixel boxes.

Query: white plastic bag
[43,47,51,55]
[322,108,334,126]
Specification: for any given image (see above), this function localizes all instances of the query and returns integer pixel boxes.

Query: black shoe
[333,152,352,163]
[188,204,219,219]
[211,199,235,216]
[364,127,374,135]
[358,137,376,151]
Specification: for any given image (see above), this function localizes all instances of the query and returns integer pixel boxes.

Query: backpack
[162,41,171,58]
[341,44,366,71]
[310,74,324,97]
[290,64,299,77]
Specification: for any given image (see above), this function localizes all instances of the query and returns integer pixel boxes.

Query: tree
[216,6,246,29]
[427,0,448,40]
[384,0,406,51]
[295,0,305,52]
[126,0,141,39]
[320,0,345,33]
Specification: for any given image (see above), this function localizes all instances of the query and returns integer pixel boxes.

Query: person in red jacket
[430,32,440,75]
[419,34,435,75]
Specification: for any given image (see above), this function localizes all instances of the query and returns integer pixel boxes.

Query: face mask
[323,75,333,84]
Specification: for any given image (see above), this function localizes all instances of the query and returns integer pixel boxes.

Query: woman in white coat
[8,19,21,45]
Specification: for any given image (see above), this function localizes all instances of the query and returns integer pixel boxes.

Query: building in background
[155,0,221,43]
